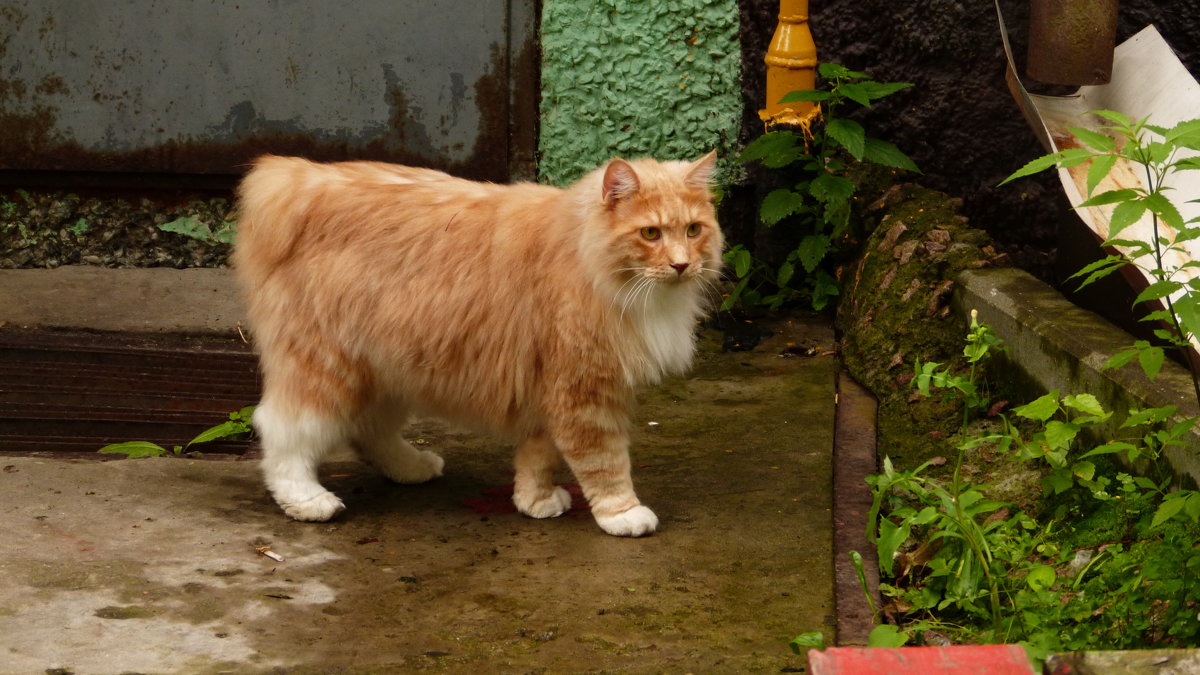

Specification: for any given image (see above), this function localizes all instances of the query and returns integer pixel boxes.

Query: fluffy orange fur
[233,153,723,536]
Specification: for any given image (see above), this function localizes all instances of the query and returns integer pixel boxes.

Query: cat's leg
[512,434,572,519]
[254,399,348,522]
[351,399,444,484]
[551,416,658,537]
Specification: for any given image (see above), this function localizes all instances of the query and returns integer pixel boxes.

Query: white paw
[280,491,345,522]
[382,450,445,484]
[513,486,573,519]
[595,505,658,537]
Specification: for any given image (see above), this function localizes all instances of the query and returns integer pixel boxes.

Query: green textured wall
[538,0,743,187]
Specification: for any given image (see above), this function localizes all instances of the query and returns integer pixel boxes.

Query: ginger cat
[233,152,723,536]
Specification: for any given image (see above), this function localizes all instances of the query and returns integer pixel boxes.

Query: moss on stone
[836,183,1008,467]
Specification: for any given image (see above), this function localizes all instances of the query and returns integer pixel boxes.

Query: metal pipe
[1027,0,1119,86]
[759,0,820,132]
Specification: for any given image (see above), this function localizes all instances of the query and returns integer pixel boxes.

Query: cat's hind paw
[514,485,573,519]
[378,449,445,484]
[280,491,346,522]
[595,505,658,537]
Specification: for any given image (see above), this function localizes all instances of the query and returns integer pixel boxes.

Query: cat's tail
[233,155,318,286]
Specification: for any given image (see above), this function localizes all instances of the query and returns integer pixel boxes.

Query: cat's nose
[670,262,690,275]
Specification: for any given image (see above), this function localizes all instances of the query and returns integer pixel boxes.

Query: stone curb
[953,267,1200,486]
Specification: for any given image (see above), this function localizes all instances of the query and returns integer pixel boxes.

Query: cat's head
[580,152,724,294]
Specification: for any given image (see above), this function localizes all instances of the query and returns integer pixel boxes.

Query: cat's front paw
[280,491,346,522]
[513,485,573,519]
[595,505,658,537]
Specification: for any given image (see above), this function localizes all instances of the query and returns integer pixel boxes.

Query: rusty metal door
[0,0,538,182]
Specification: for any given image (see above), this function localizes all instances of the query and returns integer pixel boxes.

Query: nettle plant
[727,62,920,311]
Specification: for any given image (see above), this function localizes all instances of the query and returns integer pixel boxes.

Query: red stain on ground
[462,482,589,516]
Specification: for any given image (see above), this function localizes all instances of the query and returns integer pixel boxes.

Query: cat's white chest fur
[628,283,702,383]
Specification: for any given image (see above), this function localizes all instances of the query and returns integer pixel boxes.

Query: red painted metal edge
[810,644,1035,674]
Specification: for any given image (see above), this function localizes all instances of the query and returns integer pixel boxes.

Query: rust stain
[0,25,536,185]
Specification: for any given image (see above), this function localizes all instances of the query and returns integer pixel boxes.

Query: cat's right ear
[602,159,640,206]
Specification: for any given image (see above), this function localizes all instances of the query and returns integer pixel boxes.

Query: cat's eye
[686,223,701,237]
[640,227,661,241]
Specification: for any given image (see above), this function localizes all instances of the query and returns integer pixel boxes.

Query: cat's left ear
[685,150,718,190]
[602,158,641,206]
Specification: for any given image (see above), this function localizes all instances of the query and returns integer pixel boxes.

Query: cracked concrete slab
[0,269,837,674]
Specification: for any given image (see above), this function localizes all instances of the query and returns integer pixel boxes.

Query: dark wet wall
[737,0,1200,280]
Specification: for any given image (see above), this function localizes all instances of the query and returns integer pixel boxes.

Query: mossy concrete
[954,267,1200,487]
[0,267,838,673]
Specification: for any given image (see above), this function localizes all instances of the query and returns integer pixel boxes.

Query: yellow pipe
[759,0,820,133]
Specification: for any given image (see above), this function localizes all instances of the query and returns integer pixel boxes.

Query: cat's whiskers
[620,275,655,322]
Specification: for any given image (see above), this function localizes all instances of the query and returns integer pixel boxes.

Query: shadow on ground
[0,316,836,674]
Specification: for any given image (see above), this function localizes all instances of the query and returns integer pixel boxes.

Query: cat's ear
[602,159,640,206]
[685,150,718,190]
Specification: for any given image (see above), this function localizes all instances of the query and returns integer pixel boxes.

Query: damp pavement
[0,268,839,674]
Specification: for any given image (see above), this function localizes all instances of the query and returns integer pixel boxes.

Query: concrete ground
[0,268,839,674]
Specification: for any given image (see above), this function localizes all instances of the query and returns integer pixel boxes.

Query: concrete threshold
[954,267,1200,486]
[0,266,840,673]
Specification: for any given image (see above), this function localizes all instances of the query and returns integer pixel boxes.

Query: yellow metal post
[759,0,820,133]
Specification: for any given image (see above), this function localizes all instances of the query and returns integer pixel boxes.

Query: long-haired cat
[233,152,723,536]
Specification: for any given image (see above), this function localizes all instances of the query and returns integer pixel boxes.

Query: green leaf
[776,260,796,288]
[837,82,872,107]
[1108,199,1149,238]
[759,188,806,226]
[1120,405,1177,428]
[1151,492,1189,529]
[1044,420,1080,449]
[1026,565,1056,591]
[1092,109,1134,128]
[1133,279,1182,306]
[187,420,247,447]
[999,154,1060,185]
[819,62,868,80]
[862,137,920,173]
[867,624,909,648]
[1076,188,1139,208]
[1138,343,1165,380]
[1173,293,1200,341]
[738,131,804,168]
[1043,469,1075,495]
[1072,460,1096,481]
[1069,254,1127,290]
[789,631,825,654]
[876,518,910,575]
[1014,391,1061,422]
[98,441,169,458]
[1062,393,1106,417]
[856,81,913,101]
[1068,126,1116,153]
[796,234,832,273]
[779,89,832,103]
[159,215,214,242]
[1080,441,1137,459]
[809,173,855,205]
[728,246,752,278]
[826,119,866,160]
[1144,191,1185,231]
[1085,153,1117,196]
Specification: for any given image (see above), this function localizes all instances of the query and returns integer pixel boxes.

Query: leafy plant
[1001,111,1200,405]
[727,62,920,311]
[159,214,237,245]
[866,315,1200,656]
[99,406,255,458]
